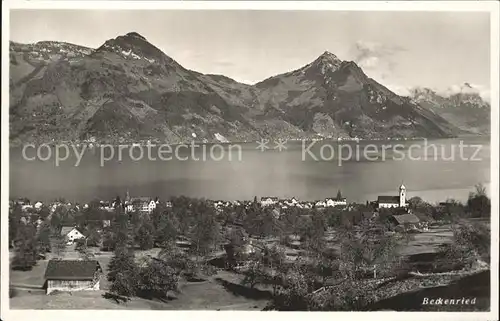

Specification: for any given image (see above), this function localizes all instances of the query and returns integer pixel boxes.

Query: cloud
[349,40,405,80]
[436,83,491,102]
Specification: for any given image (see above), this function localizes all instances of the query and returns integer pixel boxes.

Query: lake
[9,137,491,204]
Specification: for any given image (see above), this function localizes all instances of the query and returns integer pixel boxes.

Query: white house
[325,198,347,207]
[61,227,86,245]
[21,204,34,211]
[126,197,159,214]
[261,197,279,207]
[297,202,313,209]
[378,184,407,209]
[147,199,157,213]
[315,200,326,208]
[283,197,299,207]
[34,201,43,210]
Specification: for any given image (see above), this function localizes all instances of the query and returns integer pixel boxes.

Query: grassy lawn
[10,268,269,310]
[398,227,454,256]
[10,245,269,310]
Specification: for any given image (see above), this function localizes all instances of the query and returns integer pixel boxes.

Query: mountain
[255,51,458,139]
[9,33,460,146]
[410,84,490,135]
[9,32,263,145]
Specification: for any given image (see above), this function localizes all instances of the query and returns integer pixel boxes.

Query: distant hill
[410,84,490,135]
[9,32,462,145]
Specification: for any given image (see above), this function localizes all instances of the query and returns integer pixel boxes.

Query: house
[282,197,299,207]
[21,204,34,211]
[390,213,421,230]
[325,190,347,207]
[99,201,114,212]
[298,202,313,209]
[128,197,157,214]
[377,196,400,208]
[34,201,43,210]
[377,184,408,208]
[44,259,102,294]
[325,197,347,207]
[15,197,30,206]
[315,200,326,208]
[213,200,231,210]
[61,227,86,245]
[165,201,173,208]
[148,198,158,212]
[261,197,279,207]
[50,202,64,213]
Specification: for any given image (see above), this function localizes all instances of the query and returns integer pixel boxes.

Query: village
[8,183,491,310]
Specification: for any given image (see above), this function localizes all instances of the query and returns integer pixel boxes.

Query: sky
[10,10,491,98]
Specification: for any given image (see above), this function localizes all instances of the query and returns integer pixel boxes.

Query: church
[377,184,408,209]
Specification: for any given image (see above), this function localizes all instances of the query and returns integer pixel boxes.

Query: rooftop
[60,226,77,236]
[392,213,420,225]
[378,196,400,203]
[44,259,102,280]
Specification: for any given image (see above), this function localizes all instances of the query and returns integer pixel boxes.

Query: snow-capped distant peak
[410,83,490,106]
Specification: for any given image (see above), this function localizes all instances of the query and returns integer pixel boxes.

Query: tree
[12,223,39,270]
[76,239,93,260]
[467,183,491,218]
[113,213,133,250]
[338,221,399,280]
[9,204,23,248]
[223,227,248,269]
[190,210,220,257]
[101,229,116,252]
[107,248,139,297]
[136,216,155,250]
[271,263,314,311]
[138,258,179,299]
[85,227,102,247]
[408,196,426,209]
[301,211,326,253]
[50,207,64,233]
[52,235,67,258]
[154,211,179,246]
[36,222,52,254]
[38,205,51,220]
[158,243,195,276]
[441,220,490,268]
[241,259,267,289]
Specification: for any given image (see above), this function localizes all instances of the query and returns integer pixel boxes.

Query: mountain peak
[307,50,342,75]
[96,32,171,64]
[320,50,339,59]
[125,32,147,41]
[315,51,342,64]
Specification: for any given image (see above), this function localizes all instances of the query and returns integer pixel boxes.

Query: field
[9,246,269,310]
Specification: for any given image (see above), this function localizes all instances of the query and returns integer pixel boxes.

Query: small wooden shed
[44,259,102,295]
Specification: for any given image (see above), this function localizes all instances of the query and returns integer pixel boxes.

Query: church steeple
[125,189,130,203]
[399,183,406,207]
